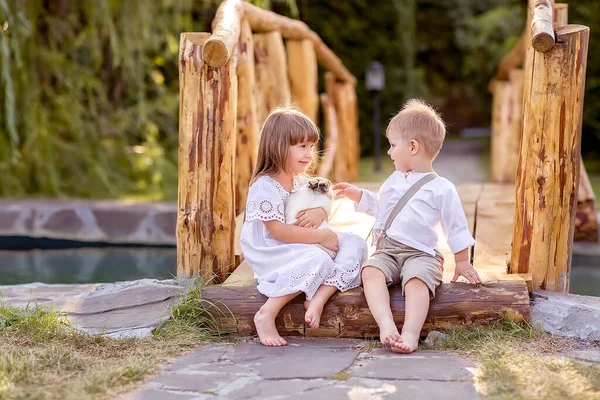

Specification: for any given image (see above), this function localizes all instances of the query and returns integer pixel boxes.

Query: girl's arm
[264,220,338,250]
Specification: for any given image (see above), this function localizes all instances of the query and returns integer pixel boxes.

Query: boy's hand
[333,182,362,203]
[452,261,482,284]
[318,229,339,252]
[296,208,327,229]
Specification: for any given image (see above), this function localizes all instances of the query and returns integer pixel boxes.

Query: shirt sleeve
[245,179,286,223]
[355,189,380,217]
[438,184,475,254]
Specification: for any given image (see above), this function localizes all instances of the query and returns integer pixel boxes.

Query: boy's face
[386,131,414,172]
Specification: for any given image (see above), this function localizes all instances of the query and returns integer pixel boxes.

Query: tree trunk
[235,19,259,216]
[510,25,589,292]
[202,281,530,337]
[177,33,238,283]
[286,39,318,124]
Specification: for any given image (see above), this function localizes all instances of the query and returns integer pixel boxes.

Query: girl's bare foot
[304,300,310,311]
[389,332,419,354]
[305,301,325,329]
[379,321,401,346]
[254,308,287,347]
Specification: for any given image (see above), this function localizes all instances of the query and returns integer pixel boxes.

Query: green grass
[358,157,396,183]
[424,319,600,400]
[0,280,227,400]
[588,173,600,202]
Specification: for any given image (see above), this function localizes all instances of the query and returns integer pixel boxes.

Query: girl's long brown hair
[251,107,320,183]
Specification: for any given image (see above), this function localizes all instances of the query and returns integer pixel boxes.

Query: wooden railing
[489,0,595,292]
[176,0,360,282]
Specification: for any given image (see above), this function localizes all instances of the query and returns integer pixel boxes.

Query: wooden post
[510,25,589,292]
[329,75,359,182]
[235,19,259,216]
[317,92,338,178]
[177,33,238,283]
[254,31,291,121]
[490,81,511,183]
[286,39,319,123]
[553,3,568,29]
[531,0,555,53]
[491,70,525,183]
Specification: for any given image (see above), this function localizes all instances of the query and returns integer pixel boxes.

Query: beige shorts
[361,236,444,297]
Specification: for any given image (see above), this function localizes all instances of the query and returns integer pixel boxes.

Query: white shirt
[356,171,475,256]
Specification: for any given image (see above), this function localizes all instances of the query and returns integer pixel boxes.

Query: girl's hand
[318,229,339,252]
[333,182,362,203]
[452,261,482,284]
[295,208,327,229]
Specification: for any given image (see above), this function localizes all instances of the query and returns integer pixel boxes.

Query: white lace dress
[240,175,368,300]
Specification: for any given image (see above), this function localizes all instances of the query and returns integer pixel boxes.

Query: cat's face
[307,177,333,198]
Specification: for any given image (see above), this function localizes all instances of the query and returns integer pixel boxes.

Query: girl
[240,108,368,347]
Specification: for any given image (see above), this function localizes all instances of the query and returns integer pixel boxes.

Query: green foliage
[0,0,598,199]
[0,0,207,199]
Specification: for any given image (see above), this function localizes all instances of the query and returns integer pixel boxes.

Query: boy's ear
[410,139,419,155]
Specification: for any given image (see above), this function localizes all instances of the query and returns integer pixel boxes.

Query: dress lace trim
[245,176,304,223]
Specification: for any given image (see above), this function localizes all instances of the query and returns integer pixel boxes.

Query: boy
[334,99,482,354]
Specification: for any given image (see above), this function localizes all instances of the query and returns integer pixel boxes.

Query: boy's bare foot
[389,333,419,354]
[304,300,310,311]
[254,308,287,347]
[379,321,401,346]
[304,301,324,329]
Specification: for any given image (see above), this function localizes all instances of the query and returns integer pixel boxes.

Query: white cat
[284,177,337,259]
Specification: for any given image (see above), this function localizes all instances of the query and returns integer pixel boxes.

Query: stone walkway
[123,338,480,400]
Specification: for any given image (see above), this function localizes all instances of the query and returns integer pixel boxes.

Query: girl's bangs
[289,119,319,145]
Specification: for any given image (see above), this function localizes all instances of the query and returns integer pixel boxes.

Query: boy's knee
[361,266,386,282]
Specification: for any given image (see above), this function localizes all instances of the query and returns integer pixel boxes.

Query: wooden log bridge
[175,0,593,338]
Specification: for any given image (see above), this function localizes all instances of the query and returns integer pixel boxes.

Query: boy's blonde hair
[251,107,319,182]
[387,99,446,156]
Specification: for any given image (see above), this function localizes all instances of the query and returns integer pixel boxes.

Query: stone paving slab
[352,349,475,381]
[123,338,481,400]
[0,279,184,338]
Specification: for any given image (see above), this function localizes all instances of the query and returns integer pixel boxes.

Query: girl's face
[287,140,315,175]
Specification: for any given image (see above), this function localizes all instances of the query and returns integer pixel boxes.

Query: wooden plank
[203,281,530,337]
[472,184,515,281]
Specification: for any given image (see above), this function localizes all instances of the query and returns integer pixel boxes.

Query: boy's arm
[439,185,475,255]
[333,182,379,216]
[452,248,482,284]
[439,185,481,284]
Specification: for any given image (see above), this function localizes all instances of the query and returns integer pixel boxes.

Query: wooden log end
[532,32,555,53]
[203,39,230,68]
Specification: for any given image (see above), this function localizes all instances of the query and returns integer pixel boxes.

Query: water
[570,254,600,297]
[0,247,177,285]
[0,246,597,294]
